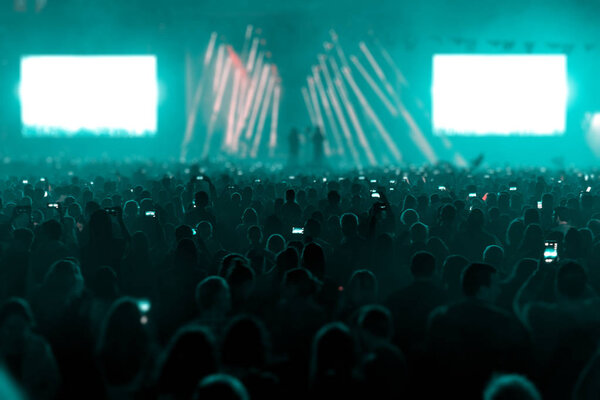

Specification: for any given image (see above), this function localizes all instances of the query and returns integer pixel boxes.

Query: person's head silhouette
[555,261,587,303]
[483,373,541,400]
[285,190,295,203]
[301,242,326,281]
[409,222,428,245]
[193,374,249,400]
[310,322,356,385]
[158,326,218,399]
[97,297,150,386]
[347,269,378,306]
[195,276,231,316]
[410,251,436,281]
[483,245,505,273]
[222,315,270,369]
[357,304,393,340]
[461,263,498,302]
[194,191,209,208]
[340,213,359,238]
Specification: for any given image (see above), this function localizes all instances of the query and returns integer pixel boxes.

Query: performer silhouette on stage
[288,128,301,166]
[312,126,324,166]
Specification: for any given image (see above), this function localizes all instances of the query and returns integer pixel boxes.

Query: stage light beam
[350,55,397,116]
[204,32,218,67]
[326,85,362,168]
[269,84,281,157]
[302,86,318,126]
[313,65,344,155]
[233,51,265,149]
[225,69,241,149]
[244,64,270,142]
[251,72,276,158]
[308,76,331,156]
[360,41,438,163]
[334,77,376,166]
[319,54,360,163]
[213,44,225,93]
[246,37,259,72]
[203,56,232,158]
[342,66,402,162]
[181,35,218,161]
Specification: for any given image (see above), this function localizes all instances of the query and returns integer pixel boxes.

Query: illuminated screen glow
[20,55,158,137]
[432,55,567,136]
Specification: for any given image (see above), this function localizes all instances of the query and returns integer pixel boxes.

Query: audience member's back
[427,263,530,399]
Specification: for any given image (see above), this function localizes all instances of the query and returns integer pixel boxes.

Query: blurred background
[2,0,600,167]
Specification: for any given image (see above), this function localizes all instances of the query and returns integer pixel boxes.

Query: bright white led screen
[432,55,567,135]
[20,55,158,137]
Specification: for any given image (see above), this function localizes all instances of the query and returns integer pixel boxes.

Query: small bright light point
[432,55,567,135]
[20,55,158,137]
[137,299,151,313]
[140,316,148,325]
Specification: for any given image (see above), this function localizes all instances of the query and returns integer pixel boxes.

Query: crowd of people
[1,160,600,399]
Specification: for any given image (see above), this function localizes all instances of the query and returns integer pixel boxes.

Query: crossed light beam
[181,26,281,162]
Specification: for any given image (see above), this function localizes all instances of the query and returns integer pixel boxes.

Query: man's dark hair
[357,305,393,339]
[285,189,295,202]
[461,263,497,297]
[175,224,194,243]
[195,276,229,310]
[41,219,62,241]
[410,251,436,279]
[194,191,209,207]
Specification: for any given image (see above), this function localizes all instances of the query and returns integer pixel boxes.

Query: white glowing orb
[432,55,567,136]
[20,55,158,137]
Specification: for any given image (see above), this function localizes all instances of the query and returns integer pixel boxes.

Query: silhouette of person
[312,127,325,166]
[288,128,301,166]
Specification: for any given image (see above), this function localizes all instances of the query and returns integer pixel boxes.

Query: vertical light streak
[251,74,276,158]
[203,56,232,158]
[213,44,225,93]
[319,54,359,164]
[313,65,344,155]
[329,57,374,165]
[301,86,317,126]
[234,51,264,145]
[269,84,281,157]
[241,25,253,60]
[327,85,362,168]
[308,76,331,156]
[181,35,218,161]
[244,64,270,142]
[246,37,259,72]
[204,32,218,66]
[224,69,241,149]
[334,77,376,166]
